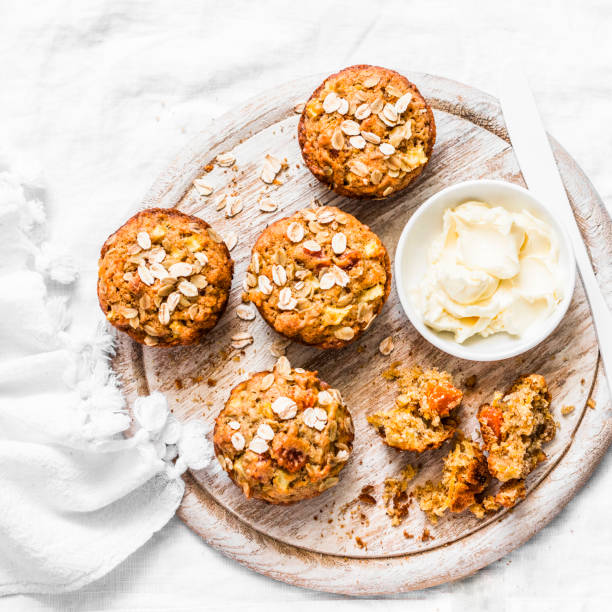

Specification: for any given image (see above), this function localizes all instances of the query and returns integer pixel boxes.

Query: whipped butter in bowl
[395,180,575,361]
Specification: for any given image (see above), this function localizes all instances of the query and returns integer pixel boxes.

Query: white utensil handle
[501,70,612,390]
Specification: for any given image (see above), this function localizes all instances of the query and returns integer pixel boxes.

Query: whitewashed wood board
[113,72,612,593]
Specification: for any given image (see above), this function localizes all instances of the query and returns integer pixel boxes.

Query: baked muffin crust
[213,360,354,504]
[478,374,556,482]
[368,367,462,452]
[298,64,436,198]
[244,205,391,349]
[98,208,233,347]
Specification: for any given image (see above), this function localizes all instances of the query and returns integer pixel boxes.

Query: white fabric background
[1,0,611,609]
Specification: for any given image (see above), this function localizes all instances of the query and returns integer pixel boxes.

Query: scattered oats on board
[379,336,395,356]
[231,332,253,350]
[216,152,235,167]
[236,304,256,321]
[259,197,278,213]
[224,231,238,251]
[193,178,214,196]
[260,154,283,184]
[270,338,291,357]
[225,197,243,218]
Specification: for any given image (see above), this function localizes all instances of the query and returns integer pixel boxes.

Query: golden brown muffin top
[243,205,390,349]
[298,64,436,198]
[213,359,354,504]
[98,208,233,347]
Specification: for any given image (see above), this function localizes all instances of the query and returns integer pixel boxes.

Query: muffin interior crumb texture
[368,366,462,452]
[383,463,418,526]
[98,208,233,347]
[213,361,354,504]
[298,64,436,198]
[478,374,556,482]
[415,435,489,523]
[244,204,390,349]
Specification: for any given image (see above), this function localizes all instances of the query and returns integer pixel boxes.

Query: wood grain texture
[112,72,612,593]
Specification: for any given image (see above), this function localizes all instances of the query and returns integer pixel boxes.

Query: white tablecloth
[1,0,611,609]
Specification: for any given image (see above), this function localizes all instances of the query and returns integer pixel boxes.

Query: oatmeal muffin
[244,205,391,349]
[415,436,489,522]
[478,374,555,482]
[98,208,233,347]
[368,367,462,452]
[298,64,436,198]
[213,359,354,504]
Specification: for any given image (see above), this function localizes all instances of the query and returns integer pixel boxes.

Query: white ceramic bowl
[394,179,576,361]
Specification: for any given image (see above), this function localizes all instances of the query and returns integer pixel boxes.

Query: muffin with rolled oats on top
[298,64,436,198]
[213,358,354,504]
[97,208,233,347]
[243,205,391,349]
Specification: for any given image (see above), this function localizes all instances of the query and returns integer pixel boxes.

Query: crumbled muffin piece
[415,436,489,523]
[298,64,435,198]
[470,480,527,518]
[213,361,354,504]
[98,208,233,347]
[367,367,462,452]
[244,205,391,349]
[478,374,555,482]
[383,463,418,526]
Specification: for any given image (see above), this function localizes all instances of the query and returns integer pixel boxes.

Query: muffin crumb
[368,366,462,452]
[383,463,418,525]
[415,436,489,523]
[478,374,555,482]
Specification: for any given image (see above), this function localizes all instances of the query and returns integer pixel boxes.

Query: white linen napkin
[0,159,211,596]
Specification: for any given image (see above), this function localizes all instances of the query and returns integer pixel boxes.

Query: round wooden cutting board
[113,72,612,594]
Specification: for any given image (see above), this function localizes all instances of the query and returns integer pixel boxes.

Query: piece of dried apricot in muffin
[367,367,462,452]
[415,435,490,523]
[243,205,391,349]
[477,374,556,482]
[97,208,233,347]
[213,358,354,504]
[298,64,436,198]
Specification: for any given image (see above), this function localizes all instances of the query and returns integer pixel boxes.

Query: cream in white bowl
[395,180,575,361]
